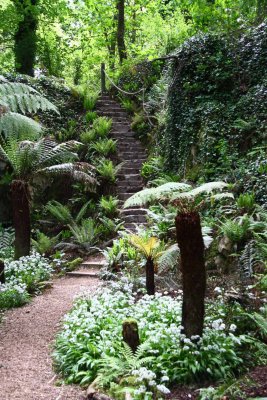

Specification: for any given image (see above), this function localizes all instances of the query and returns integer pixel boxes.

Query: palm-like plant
[0,134,97,258]
[129,234,174,295]
[0,76,58,138]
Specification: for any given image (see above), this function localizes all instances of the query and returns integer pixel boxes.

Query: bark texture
[0,259,5,284]
[14,0,38,76]
[146,256,155,295]
[11,180,31,259]
[122,319,140,353]
[175,212,206,337]
[117,0,127,64]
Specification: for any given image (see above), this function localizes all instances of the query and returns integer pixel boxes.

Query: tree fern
[0,80,58,138]
[124,182,192,208]
[0,113,42,139]
[0,81,58,114]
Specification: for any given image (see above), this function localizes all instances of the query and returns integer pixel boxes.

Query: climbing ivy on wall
[162,22,267,176]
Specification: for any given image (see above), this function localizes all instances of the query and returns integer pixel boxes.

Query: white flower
[157,384,170,394]
[229,324,237,332]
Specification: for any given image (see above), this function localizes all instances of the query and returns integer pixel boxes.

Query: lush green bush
[0,252,54,309]
[162,23,267,186]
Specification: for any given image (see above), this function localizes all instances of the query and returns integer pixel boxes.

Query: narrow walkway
[0,276,99,400]
[97,95,148,231]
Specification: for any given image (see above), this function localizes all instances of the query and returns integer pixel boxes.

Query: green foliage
[85,111,97,124]
[220,217,251,243]
[46,201,73,225]
[80,129,97,144]
[236,193,256,213]
[96,159,121,183]
[32,232,57,255]
[99,195,119,217]
[69,218,100,247]
[0,226,14,259]
[92,117,112,138]
[54,279,266,396]
[162,24,267,180]
[83,93,98,111]
[89,138,117,157]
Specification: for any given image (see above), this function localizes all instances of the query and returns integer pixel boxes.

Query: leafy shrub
[220,217,251,243]
[83,93,98,111]
[236,192,255,213]
[85,111,97,124]
[0,226,14,259]
[69,218,100,247]
[32,232,57,255]
[0,282,30,309]
[99,195,120,217]
[4,252,53,295]
[96,159,120,183]
[92,117,112,138]
[54,279,264,398]
[90,138,117,157]
[80,129,97,144]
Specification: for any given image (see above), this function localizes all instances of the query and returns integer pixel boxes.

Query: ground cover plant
[54,278,267,400]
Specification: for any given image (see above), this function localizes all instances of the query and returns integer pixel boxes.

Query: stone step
[66,270,100,278]
[121,161,145,167]
[117,177,143,185]
[119,168,142,174]
[118,152,146,159]
[118,193,136,201]
[123,214,147,223]
[120,208,147,216]
[124,222,147,231]
[81,260,107,268]
[117,185,142,193]
[99,111,128,118]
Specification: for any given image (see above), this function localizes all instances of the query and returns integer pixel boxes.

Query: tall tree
[117,0,127,64]
[13,0,39,76]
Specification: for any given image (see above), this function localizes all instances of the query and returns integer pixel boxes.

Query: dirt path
[0,276,100,400]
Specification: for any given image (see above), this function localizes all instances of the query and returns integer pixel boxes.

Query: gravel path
[0,276,100,400]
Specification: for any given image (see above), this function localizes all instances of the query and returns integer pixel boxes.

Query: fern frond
[239,240,259,278]
[46,201,74,225]
[38,162,97,190]
[156,243,179,273]
[0,112,42,139]
[0,82,58,114]
[171,181,228,201]
[124,182,192,208]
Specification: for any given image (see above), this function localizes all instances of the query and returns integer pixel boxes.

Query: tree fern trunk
[146,256,155,295]
[14,0,38,76]
[175,212,206,337]
[11,180,31,259]
[0,259,5,284]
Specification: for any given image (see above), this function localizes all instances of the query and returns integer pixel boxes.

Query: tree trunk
[146,256,155,295]
[11,180,31,259]
[14,0,38,76]
[122,318,140,353]
[117,0,127,64]
[175,212,206,338]
[0,259,5,284]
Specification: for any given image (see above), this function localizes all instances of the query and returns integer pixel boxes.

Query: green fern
[96,342,154,388]
[0,81,58,114]
[124,182,192,208]
[46,201,73,225]
[0,80,58,138]
[69,218,100,246]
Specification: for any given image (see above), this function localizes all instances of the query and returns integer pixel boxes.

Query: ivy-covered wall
[162,22,267,178]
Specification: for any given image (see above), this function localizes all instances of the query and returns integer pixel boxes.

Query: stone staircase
[97,94,148,231]
[67,94,148,278]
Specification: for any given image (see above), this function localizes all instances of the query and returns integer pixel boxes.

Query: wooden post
[0,259,5,284]
[101,63,106,94]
